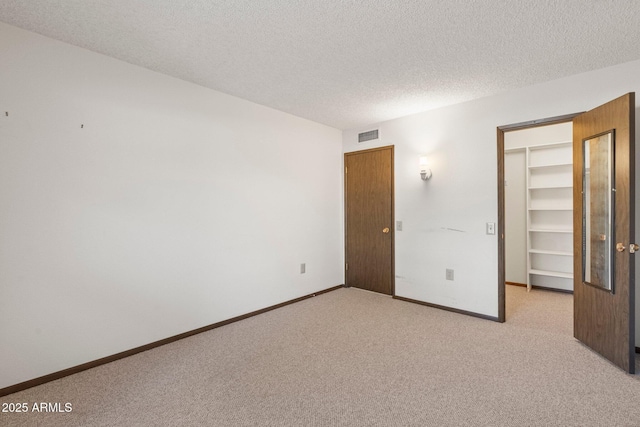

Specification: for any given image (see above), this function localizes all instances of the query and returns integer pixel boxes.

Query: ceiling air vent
[358,129,379,143]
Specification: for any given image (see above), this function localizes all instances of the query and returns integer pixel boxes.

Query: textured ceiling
[1,0,640,130]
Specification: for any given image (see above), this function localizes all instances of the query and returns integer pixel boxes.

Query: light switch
[486,222,496,235]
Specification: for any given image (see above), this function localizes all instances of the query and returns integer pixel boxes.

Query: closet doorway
[505,122,575,292]
[497,114,580,322]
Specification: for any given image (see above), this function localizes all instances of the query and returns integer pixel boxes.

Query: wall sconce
[419,156,432,181]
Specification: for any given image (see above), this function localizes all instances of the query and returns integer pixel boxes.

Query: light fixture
[419,156,432,181]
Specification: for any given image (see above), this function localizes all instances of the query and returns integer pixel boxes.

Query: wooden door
[573,93,635,373]
[344,146,394,295]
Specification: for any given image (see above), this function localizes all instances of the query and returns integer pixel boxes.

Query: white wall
[504,122,573,150]
[504,149,526,284]
[0,23,344,389]
[343,59,640,328]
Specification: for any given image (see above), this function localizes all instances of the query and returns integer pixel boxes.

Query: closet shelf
[528,185,573,190]
[529,228,573,233]
[528,162,572,170]
[508,140,573,291]
[529,249,573,256]
[529,269,573,279]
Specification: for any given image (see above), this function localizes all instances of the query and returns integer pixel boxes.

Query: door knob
[616,243,639,253]
[382,227,390,234]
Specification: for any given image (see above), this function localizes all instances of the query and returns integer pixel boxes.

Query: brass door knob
[382,227,390,234]
[631,243,639,253]
[616,243,626,252]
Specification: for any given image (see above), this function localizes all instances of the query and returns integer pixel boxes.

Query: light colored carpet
[1,285,639,426]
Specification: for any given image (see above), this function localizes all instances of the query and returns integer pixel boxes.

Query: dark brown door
[573,93,635,373]
[344,146,394,295]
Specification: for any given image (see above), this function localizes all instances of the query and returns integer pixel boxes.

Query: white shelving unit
[526,142,573,291]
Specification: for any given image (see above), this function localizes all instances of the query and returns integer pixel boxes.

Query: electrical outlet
[446,269,454,281]
[300,263,306,274]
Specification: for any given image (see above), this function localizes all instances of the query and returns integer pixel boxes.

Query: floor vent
[358,129,379,143]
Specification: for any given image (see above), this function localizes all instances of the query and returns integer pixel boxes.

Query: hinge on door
[345,263,348,271]
[345,166,347,174]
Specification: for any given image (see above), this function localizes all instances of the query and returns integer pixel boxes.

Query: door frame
[497,113,581,322]
[344,145,395,295]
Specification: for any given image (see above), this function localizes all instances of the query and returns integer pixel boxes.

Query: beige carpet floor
[1,285,640,426]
